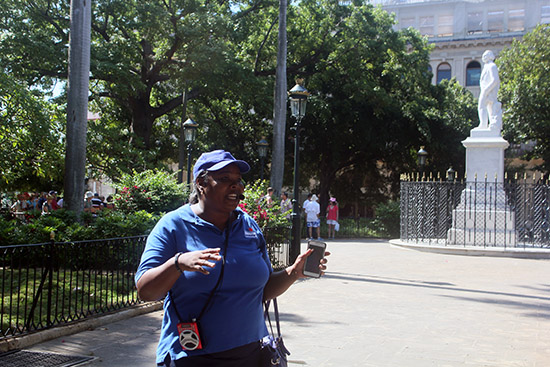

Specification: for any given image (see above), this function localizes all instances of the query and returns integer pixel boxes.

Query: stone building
[371,0,550,97]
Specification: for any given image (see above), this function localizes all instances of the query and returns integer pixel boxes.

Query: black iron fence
[0,236,147,339]
[400,177,550,248]
[1,228,291,340]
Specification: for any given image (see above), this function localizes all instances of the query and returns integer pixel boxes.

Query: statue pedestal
[463,128,509,183]
[447,128,515,246]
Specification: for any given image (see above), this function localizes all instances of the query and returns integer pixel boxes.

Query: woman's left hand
[288,248,331,280]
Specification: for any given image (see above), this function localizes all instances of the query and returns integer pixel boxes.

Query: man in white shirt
[305,194,321,240]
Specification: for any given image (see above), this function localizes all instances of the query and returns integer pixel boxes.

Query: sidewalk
[26,239,550,366]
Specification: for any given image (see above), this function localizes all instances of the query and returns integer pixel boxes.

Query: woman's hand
[263,249,331,301]
[287,248,331,280]
[177,248,222,275]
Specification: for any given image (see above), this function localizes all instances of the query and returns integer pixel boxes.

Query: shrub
[0,208,161,246]
[370,200,400,238]
[238,180,289,230]
[113,170,189,214]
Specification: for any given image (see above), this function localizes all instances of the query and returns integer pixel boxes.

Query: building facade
[372,0,550,97]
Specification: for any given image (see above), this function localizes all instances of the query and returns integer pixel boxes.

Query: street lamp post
[288,80,310,263]
[446,166,456,182]
[183,118,199,185]
[257,138,269,180]
[417,146,428,178]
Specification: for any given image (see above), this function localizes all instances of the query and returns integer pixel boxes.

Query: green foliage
[85,210,160,239]
[370,200,401,238]
[0,0,478,211]
[0,209,161,246]
[498,24,550,171]
[278,1,475,208]
[0,72,64,191]
[239,179,290,229]
[112,170,188,214]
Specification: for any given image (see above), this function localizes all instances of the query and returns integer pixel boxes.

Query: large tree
[498,24,550,172]
[0,72,64,191]
[0,0,272,179]
[264,2,476,211]
[1,0,475,210]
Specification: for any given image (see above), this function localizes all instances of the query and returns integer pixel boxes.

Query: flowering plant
[113,170,189,214]
[238,180,289,229]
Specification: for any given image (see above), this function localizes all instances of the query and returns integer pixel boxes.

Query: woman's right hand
[177,248,222,275]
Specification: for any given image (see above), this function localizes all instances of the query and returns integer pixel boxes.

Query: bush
[370,200,400,238]
[0,178,288,246]
[238,180,290,230]
[0,208,161,246]
[113,170,189,214]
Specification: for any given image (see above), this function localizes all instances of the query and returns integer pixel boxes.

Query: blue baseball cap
[193,150,250,180]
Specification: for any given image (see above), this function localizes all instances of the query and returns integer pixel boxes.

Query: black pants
[158,341,263,367]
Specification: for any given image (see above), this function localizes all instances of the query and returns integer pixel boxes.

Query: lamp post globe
[257,138,269,180]
[446,166,456,182]
[183,118,199,185]
[288,79,310,263]
[417,146,428,176]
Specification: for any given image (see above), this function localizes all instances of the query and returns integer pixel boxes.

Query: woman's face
[201,164,244,213]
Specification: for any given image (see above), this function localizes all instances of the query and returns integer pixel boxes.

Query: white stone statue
[476,50,502,134]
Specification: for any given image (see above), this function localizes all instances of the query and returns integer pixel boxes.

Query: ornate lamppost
[183,118,199,185]
[446,166,456,182]
[257,138,269,180]
[288,79,310,263]
[417,146,428,178]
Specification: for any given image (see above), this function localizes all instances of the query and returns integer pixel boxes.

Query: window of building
[466,61,481,86]
[508,9,525,31]
[542,6,550,24]
[437,15,454,37]
[419,16,434,36]
[488,10,504,32]
[437,63,451,84]
[468,12,483,34]
[400,17,415,29]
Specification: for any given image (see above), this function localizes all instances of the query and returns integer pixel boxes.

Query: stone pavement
[26,239,550,366]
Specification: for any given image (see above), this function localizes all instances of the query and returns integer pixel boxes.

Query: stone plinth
[462,128,509,182]
[447,128,515,246]
[447,184,516,246]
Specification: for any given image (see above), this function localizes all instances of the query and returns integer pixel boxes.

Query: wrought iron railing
[263,226,291,270]
[0,236,147,339]
[1,228,291,340]
[400,177,550,248]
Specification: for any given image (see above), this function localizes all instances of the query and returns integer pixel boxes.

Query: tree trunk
[129,94,154,148]
[63,0,91,215]
[269,0,288,195]
[178,89,188,184]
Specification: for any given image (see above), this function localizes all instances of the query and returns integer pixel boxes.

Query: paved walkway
[26,239,550,366]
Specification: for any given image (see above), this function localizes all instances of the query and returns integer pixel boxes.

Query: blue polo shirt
[135,205,272,363]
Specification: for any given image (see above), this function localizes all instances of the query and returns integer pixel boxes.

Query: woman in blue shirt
[136,150,328,367]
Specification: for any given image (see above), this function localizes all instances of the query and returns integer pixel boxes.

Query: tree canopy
[0,0,476,210]
[498,24,550,172]
[0,72,64,190]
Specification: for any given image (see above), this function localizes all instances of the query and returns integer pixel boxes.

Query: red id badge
[177,322,203,350]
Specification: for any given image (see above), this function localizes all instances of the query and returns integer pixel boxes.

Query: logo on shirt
[244,227,258,239]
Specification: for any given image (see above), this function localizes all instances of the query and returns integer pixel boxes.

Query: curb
[0,301,163,353]
[389,239,550,259]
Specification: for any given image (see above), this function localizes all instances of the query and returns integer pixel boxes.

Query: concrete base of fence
[390,239,550,259]
[0,301,163,353]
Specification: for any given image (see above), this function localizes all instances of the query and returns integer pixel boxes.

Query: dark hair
[307,193,312,199]
[189,171,211,204]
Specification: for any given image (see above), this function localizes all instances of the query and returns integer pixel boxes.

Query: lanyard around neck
[170,214,233,323]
